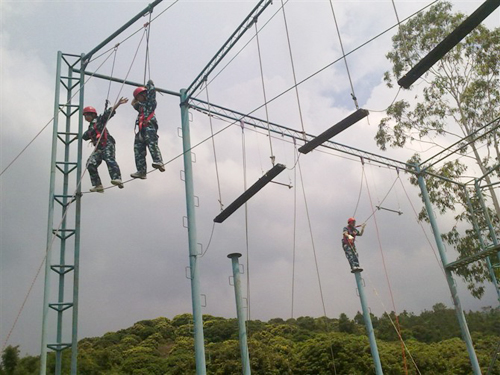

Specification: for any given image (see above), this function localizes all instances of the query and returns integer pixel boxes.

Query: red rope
[363,169,408,374]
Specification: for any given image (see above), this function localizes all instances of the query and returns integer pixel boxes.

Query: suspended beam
[298,109,369,154]
[446,244,500,271]
[214,164,286,223]
[376,206,403,215]
[398,0,500,89]
[183,0,273,103]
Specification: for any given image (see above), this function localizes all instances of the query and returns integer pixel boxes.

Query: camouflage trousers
[134,126,163,174]
[87,142,121,187]
[342,241,360,269]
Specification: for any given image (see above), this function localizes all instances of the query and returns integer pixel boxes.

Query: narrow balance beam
[214,164,286,223]
[398,0,500,89]
[298,109,369,154]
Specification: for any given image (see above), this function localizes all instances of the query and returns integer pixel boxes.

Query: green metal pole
[228,253,251,375]
[40,50,63,375]
[474,180,500,302]
[180,89,206,375]
[353,270,383,375]
[416,165,482,375]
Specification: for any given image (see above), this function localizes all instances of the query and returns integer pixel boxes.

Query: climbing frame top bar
[82,0,164,65]
[298,108,369,154]
[398,0,500,89]
[183,0,273,102]
[214,164,286,223]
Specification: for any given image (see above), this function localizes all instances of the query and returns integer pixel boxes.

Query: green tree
[378,0,500,298]
[1,346,19,375]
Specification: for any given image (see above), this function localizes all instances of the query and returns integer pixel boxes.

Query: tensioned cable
[280,0,307,136]
[0,45,121,178]
[241,121,252,321]
[328,0,359,109]
[105,47,119,109]
[352,163,365,218]
[0,0,179,179]
[297,156,337,375]
[2,100,236,350]
[254,22,275,166]
[291,138,298,318]
[363,170,399,224]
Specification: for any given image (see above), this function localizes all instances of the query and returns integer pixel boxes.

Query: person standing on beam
[130,79,165,179]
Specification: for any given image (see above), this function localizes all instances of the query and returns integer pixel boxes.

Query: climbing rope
[143,12,152,84]
[240,121,252,321]
[328,0,359,109]
[203,80,224,211]
[364,273,423,375]
[279,0,307,139]
[296,152,337,375]
[254,22,275,166]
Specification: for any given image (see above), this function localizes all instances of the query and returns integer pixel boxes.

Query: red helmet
[133,87,147,98]
[348,217,356,224]
[83,106,97,115]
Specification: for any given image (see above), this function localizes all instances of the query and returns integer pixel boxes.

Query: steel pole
[416,165,482,375]
[353,270,383,375]
[474,180,500,302]
[228,253,251,375]
[180,89,206,374]
[40,51,63,375]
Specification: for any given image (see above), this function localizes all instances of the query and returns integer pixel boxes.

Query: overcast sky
[1,0,499,357]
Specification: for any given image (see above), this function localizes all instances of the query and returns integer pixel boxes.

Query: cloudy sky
[1,0,499,356]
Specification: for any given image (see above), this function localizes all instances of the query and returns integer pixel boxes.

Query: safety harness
[92,120,108,147]
[138,107,155,132]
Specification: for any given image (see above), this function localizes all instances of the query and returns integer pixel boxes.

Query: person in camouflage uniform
[342,217,366,273]
[130,79,164,179]
[82,97,128,193]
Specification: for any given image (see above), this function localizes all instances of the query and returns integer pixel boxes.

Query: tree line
[2,303,499,374]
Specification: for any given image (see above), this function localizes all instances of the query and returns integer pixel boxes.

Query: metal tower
[40,51,85,375]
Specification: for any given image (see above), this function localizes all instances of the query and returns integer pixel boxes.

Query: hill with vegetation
[2,303,499,374]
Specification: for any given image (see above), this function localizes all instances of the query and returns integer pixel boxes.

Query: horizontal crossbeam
[189,98,412,172]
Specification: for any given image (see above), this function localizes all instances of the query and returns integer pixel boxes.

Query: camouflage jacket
[133,80,158,131]
[82,107,116,148]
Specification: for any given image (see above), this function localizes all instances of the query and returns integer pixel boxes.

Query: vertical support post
[474,180,500,302]
[353,270,383,375]
[228,253,251,375]
[180,89,207,375]
[415,165,482,375]
[40,51,83,375]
